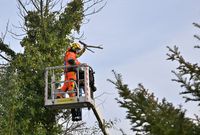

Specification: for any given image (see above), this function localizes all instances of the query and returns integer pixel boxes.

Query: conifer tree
[108,71,200,135]
[109,22,200,134]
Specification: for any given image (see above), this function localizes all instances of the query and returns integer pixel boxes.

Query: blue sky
[81,0,200,134]
[1,0,200,134]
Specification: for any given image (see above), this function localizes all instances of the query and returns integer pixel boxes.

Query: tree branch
[17,0,29,14]
[1,21,9,42]
[0,40,16,60]
[30,0,40,11]
[84,0,106,16]
[0,53,11,62]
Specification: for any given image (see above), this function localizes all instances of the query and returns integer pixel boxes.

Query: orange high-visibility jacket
[64,47,85,66]
[65,51,80,66]
[61,48,85,97]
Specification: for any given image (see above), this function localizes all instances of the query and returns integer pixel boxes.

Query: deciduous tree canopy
[0,0,106,134]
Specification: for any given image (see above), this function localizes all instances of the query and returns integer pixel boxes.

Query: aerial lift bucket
[44,64,109,135]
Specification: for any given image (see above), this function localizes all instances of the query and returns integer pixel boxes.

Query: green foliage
[0,0,85,134]
[0,67,20,135]
[108,71,200,135]
[59,0,84,33]
[0,39,16,61]
[0,0,108,134]
[167,46,200,103]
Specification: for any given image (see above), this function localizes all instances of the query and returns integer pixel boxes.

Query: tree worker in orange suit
[57,42,85,98]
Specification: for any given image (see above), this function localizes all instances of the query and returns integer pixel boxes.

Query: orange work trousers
[61,71,77,97]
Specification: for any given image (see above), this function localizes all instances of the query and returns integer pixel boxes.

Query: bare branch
[64,121,86,134]
[40,0,44,16]
[194,45,200,48]
[84,0,107,16]
[83,0,92,4]
[60,119,70,126]
[17,6,25,21]
[12,22,27,33]
[7,22,27,41]
[94,92,114,100]
[17,0,29,14]
[9,31,25,41]
[194,35,200,41]
[85,3,106,16]
[0,53,10,62]
[51,0,61,10]
[57,0,68,13]
[70,31,85,41]
[1,21,9,42]
[193,22,200,29]
[82,17,90,24]
[30,0,40,11]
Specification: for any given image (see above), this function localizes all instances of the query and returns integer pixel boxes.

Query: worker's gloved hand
[83,44,87,48]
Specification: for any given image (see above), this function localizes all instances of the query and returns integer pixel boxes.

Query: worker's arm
[76,47,86,58]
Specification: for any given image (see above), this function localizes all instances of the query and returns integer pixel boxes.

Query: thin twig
[30,0,40,11]
[94,92,114,99]
[1,21,9,42]
[17,0,28,14]
[84,0,106,16]
[0,54,10,62]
